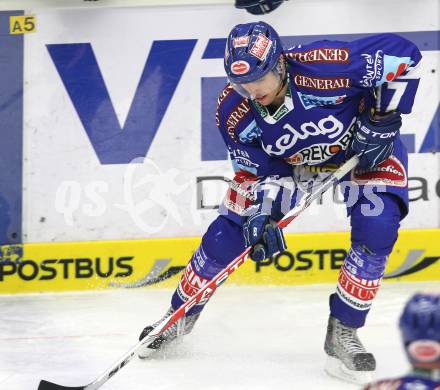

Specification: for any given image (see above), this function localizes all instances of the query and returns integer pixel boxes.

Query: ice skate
[138,307,200,359]
[324,315,376,384]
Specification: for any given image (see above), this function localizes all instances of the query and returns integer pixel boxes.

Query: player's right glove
[243,212,286,262]
[347,109,402,170]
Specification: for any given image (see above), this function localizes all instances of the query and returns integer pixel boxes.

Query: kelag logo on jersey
[297,92,346,110]
[262,115,355,160]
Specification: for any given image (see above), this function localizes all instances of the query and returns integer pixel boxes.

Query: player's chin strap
[37,155,359,390]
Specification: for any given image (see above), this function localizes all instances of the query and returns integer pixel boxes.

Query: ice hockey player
[139,21,422,384]
[364,293,440,390]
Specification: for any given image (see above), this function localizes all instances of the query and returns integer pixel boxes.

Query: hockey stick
[38,155,359,390]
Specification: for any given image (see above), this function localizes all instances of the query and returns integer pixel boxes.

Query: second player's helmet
[399,293,440,367]
[224,21,283,85]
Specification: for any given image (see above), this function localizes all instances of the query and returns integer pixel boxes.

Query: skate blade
[138,337,183,360]
[324,356,373,385]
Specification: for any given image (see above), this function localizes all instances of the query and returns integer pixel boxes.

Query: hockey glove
[243,213,286,262]
[347,110,401,170]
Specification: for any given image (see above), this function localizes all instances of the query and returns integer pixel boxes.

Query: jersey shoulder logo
[294,73,351,90]
[286,47,350,64]
[216,85,252,143]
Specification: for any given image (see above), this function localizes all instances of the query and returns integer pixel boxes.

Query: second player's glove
[235,0,286,15]
[243,212,286,262]
[347,110,402,170]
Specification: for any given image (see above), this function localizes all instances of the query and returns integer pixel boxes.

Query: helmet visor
[229,68,283,102]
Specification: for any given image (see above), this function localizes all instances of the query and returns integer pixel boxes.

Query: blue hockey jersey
[216,33,422,220]
[216,33,422,175]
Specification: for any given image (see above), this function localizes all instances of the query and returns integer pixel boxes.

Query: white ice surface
[1,282,439,390]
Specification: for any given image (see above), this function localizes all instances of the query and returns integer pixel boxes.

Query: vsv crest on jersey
[297,91,347,110]
[238,120,262,144]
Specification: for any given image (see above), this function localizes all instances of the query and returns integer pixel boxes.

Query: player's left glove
[347,109,402,170]
[243,213,286,262]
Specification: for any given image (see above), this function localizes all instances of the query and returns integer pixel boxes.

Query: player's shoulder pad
[285,34,422,88]
[347,33,423,87]
[216,83,256,144]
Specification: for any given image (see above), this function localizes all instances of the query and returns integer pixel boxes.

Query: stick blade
[38,380,85,390]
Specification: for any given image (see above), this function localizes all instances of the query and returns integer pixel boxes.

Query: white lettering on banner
[263,115,353,156]
[287,48,349,63]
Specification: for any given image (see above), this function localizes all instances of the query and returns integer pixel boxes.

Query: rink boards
[0,4,439,247]
[0,228,439,293]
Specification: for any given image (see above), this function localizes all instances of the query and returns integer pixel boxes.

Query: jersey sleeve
[285,33,422,114]
[348,33,422,113]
